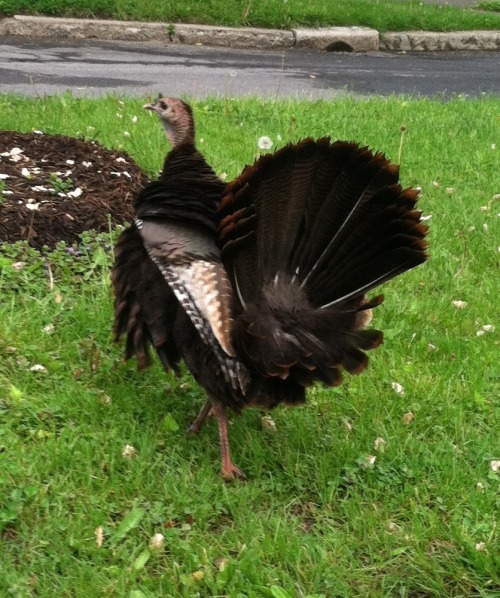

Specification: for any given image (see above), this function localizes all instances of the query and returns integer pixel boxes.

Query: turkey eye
[159,101,168,110]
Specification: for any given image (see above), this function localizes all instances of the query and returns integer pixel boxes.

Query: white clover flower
[476,482,485,491]
[481,325,495,333]
[432,181,440,188]
[122,444,138,458]
[220,172,228,181]
[476,330,485,337]
[123,131,131,137]
[403,412,415,425]
[30,364,48,372]
[490,460,500,472]
[452,300,467,309]
[43,324,55,334]
[258,136,273,150]
[374,437,386,451]
[475,542,486,551]
[445,187,454,194]
[261,415,277,432]
[391,382,405,395]
[342,417,353,432]
[491,144,496,150]
[131,115,138,123]
[358,455,376,469]
[116,112,123,118]
[149,533,165,550]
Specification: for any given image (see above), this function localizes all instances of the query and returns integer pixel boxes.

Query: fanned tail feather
[218,138,428,389]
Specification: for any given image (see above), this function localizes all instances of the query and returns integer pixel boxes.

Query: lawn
[1,0,500,32]
[1,94,499,597]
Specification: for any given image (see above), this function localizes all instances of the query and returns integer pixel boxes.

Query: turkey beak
[143,102,157,112]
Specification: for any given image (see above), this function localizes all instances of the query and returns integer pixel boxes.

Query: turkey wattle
[112,96,428,480]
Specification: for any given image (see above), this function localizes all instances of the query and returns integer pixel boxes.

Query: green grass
[1,0,500,32]
[1,94,500,597]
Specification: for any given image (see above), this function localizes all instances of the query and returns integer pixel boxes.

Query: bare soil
[0,131,148,250]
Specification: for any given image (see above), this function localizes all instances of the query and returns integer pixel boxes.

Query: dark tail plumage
[218,138,428,387]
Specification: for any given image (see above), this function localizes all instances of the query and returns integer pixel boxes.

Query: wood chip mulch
[0,131,149,249]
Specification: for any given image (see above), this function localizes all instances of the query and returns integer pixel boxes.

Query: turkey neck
[161,110,195,148]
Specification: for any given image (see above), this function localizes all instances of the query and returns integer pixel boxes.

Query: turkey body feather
[112,97,428,479]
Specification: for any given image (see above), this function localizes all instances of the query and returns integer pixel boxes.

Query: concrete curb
[0,15,499,52]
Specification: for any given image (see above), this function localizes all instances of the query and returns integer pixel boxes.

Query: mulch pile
[0,131,149,250]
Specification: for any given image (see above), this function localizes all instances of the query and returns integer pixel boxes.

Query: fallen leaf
[95,526,104,548]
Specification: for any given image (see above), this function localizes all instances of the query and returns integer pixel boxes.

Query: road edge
[0,15,499,51]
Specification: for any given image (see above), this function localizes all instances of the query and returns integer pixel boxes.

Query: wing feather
[136,218,249,393]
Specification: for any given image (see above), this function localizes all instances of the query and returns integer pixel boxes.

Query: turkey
[112,96,428,480]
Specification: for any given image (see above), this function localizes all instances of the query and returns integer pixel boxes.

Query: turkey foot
[188,399,213,434]
[212,402,245,481]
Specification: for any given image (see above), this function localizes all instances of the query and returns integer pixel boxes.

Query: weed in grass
[0,95,499,596]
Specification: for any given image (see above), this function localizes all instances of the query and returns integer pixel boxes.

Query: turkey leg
[211,402,245,480]
[188,399,213,434]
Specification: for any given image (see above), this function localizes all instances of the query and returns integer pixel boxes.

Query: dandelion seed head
[258,136,273,150]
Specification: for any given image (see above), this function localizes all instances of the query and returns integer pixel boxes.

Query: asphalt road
[1,36,499,98]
